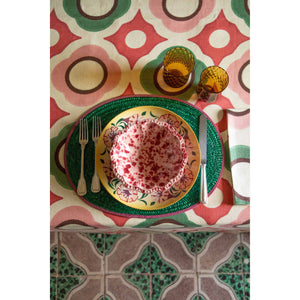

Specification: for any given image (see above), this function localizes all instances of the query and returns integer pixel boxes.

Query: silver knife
[199,114,208,204]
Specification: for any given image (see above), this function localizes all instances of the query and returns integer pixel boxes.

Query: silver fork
[91,116,101,193]
[77,118,88,196]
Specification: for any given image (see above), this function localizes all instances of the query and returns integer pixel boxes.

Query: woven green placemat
[65,95,223,217]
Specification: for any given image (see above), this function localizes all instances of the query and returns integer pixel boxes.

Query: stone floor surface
[50,231,250,300]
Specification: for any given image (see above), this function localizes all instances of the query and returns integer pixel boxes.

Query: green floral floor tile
[123,244,178,300]
[217,274,244,300]
[82,233,125,255]
[50,246,58,275]
[51,232,249,299]
[105,234,125,254]
[150,245,177,273]
[243,273,250,299]
[82,233,106,254]
[124,244,151,274]
[217,245,242,273]
[152,274,178,300]
[50,276,56,300]
[57,277,85,300]
[241,245,250,273]
[124,274,150,300]
[124,244,178,275]
[58,247,86,276]
[174,232,197,254]
[194,232,216,254]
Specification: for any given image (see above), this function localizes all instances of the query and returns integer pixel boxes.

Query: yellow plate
[95,106,201,210]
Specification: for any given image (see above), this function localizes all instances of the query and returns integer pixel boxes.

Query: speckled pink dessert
[110,119,188,194]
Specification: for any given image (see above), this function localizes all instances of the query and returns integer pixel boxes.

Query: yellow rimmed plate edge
[95,106,201,210]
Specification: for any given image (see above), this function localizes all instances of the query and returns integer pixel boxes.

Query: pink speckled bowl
[110,119,188,194]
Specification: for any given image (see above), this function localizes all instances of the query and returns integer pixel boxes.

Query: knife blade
[199,114,208,204]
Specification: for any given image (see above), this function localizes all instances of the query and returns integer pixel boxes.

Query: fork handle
[91,170,101,193]
[77,177,87,196]
[91,141,101,193]
[77,144,87,196]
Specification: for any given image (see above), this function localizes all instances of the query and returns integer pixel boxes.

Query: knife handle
[201,164,208,204]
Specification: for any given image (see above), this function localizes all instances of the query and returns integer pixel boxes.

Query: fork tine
[83,119,85,140]
[92,116,95,138]
[99,116,101,136]
[85,119,88,141]
[94,116,97,137]
[79,119,82,141]
[85,120,89,141]
[96,116,99,137]
[96,116,98,137]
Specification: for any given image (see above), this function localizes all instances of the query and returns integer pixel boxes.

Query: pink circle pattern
[51,45,121,106]
[149,0,216,33]
[227,50,250,105]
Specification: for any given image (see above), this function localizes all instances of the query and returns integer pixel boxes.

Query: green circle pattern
[231,0,250,27]
[63,0,131,32]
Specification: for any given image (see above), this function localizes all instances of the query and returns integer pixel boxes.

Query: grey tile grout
[55,233,60,300]
[240,232,250,300]
[56,232,61,300]
[149,233,153,300]
[104,233,107,297]
[238,232,246,300]
[194,232,201,297]
[52,271,249,276]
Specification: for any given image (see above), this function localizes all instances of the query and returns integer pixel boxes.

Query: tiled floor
[50,231,250,300]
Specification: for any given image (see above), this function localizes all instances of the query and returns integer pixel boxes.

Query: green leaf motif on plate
[169,186,181,197]
[150,111,158,118]
[179,125,188,138]
[139,199,147,206]
[100,148,106,156]
[187,159,197,169]
[108,178,121,190]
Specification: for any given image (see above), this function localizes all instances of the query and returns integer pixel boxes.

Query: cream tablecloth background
[50,0,250,231]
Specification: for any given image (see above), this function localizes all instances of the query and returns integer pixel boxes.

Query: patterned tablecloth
[50,0,250,232]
